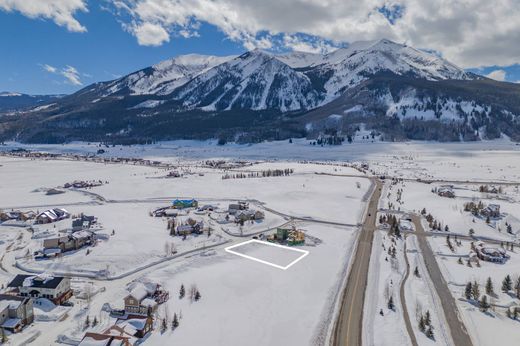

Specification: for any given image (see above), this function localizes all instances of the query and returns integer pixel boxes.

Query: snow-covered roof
[141,298,157,308]
[0,299,21,311]
[1,318,21,329]
[127,283,151,302]
[117,318,148,331]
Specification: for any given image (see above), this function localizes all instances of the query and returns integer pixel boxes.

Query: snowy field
[429,236,520,346]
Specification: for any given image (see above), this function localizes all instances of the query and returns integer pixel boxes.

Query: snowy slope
[315,39,473,100]
[84,54,236,97]
[173,49,323,112]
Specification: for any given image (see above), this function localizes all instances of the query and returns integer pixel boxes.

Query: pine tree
[458,257,463,265]
[413,266,420,277]
[471,281,480,300]
[161,318,167,333]
[502,275,512,293]
[424,310,431,326]
[485,277,494,295]
[92,316,98,327]
[172,313,179,329]
[194,290,201,301]
[418,316,425,332]
[426,326,435,339]
[465,282,472,300]
[387,296,394,310]
[85,316,90,329]
[479,295,490,312]
[515,277,520,299]
[179,284,185,299]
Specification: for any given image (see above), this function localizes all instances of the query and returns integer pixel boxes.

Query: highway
[332,178,382,346]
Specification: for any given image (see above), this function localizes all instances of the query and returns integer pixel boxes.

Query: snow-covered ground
[428,236,520,346]
[363,231,411,346]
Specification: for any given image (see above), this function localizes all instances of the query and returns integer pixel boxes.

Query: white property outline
[225,239,309,270]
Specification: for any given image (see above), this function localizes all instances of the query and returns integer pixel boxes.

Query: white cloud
[110,0,520,68]
[133,22,170,46]
[41,64,57,73]
[485,69,507,81]
[0,0,88,32]
[41,64,83,86]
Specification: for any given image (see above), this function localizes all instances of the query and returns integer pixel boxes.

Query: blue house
[172,199,198,209]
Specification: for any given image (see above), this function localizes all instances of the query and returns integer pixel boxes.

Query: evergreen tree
[426,326,435,339]
[479,295,490,312]
[179,284,185,299]
[485,277,494,295]
[85,316,90,329]
[194,290,201,301]
[413,266,420,277]
[471,281,480,300]
[465,282,472,300]
[418,316,426,332]
[424,310,431,326]
[515,277,520,299]
[172,313,179,329]
[387,296,395,310]
[161,318,167,333]
[458,257,463,265]
[92,316,98,327]
[502,275,512,293]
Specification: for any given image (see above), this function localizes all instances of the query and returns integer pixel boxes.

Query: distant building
[123,283,169,316]
[235,210,265,222]
[172,199,198,209]
[35,208,70,224]
[6,274,72,305]
[269,227,305,246]
[228,202,249,215]
[72,214,97,231]
[437,185,455,198]
[481,204,501,218]
[472,241,510,263]
[41,230,96,255]
[0,294,34,333]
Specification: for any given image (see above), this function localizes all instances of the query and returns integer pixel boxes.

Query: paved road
[332,178,382,346]
[411,214,474,346]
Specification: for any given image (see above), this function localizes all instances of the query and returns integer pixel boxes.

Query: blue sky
[1,1,520,95]
[0,6,245,95]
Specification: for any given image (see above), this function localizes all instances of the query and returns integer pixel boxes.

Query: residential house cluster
[268,227,305,246]
[37,230,96,258]
[63,180,104,189]
[228,202,265,223]
[176,217,206,236]
[0,210,36,222]
[480,204,501,218]
[436,185,455,198]
[471,241,510,264]
[35,208,70,224]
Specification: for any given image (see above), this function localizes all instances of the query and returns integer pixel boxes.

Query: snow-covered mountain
[172,50,323,112]
[78,54,236,98]
[313,39,473,101]
[5,38,520,144]
[0,92,62,112]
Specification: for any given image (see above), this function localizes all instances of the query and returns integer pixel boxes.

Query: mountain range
[2,39,520,144]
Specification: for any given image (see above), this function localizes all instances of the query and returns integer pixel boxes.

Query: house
[0,210,35,222]
[235,210,265,222]
[267,227,305,245]
[437,185,455,198]
[6,274,72,305]
[35,208,70,224]
[42,230,95,254]
[116,315,154,338]
[0,295,34,333]
[228,202,249,215]
[481,204,501,218]
[123,283,169,316]
[172,199,198,209]
[473,242,510,263]
[72,214,97,231]
[176,218,205,235]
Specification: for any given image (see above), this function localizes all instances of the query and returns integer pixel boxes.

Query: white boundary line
[225,239,309,270]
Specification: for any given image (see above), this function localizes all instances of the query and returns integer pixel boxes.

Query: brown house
[0,294,34,333]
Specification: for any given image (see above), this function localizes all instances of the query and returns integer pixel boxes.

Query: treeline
[222,169,294,180]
